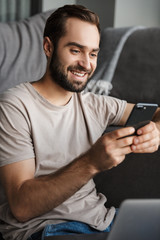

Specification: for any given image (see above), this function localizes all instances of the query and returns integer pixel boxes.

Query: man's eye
[90,53,97,58]
[71,49,80,54]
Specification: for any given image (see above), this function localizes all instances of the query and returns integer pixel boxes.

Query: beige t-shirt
[0,82,127,240]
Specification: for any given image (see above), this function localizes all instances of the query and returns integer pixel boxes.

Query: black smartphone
[125,103,158,132]
[102,103,158,136]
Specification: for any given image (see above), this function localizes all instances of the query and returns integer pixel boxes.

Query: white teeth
[72,71,85,77]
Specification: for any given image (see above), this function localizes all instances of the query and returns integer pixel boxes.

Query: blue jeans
[27,210,118,240]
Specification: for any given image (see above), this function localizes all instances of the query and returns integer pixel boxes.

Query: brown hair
[43,5,100,48]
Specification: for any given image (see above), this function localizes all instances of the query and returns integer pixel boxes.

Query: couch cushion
[0,10,54,93]
[109,27,160,105]
[94,27,160,207]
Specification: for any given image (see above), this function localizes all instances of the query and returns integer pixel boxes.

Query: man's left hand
[131,121,160,153]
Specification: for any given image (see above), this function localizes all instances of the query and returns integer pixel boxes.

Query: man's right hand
[86,126,135,173]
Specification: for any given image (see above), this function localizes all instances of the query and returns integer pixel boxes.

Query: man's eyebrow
[65,42,100,52]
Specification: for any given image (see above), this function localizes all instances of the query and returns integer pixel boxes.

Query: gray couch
[0,10,53,93]
[93,26,160,208]
[1,9,160,240]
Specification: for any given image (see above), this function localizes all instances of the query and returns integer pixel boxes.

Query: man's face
[49,18,100,92]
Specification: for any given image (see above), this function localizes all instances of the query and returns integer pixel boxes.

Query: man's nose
[78,55,91,71]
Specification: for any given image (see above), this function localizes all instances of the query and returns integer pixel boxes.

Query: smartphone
[102,103,158,136]
[125,103,158,132]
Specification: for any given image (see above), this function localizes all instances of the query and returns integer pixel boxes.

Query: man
[0,4,160,240]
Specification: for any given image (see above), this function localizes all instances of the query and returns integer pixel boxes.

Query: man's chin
[71,80,89,92]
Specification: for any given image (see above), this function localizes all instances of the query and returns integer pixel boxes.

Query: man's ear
[43,37,54,57]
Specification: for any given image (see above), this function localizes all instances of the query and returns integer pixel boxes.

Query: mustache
[67,65,92,74]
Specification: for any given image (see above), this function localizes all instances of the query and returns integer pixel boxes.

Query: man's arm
[0,126,135,223]
[0,156,96,223]
[118,103,134,126]
[152,107,160,131]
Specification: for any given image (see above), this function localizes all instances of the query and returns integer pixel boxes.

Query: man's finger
[136,121,154,135]
[107,126,135,140]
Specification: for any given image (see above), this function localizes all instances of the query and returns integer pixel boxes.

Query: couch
[93,26,160,208]
[1,9,160,240]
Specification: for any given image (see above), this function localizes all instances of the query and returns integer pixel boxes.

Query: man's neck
[31,76,73,106]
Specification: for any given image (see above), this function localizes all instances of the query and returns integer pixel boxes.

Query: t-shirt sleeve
[0,101,35,167]
[82,93,127,130]
[104,96,127,126]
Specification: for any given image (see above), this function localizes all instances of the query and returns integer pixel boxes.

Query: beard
[49,51,93,93]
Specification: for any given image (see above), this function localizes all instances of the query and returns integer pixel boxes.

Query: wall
[114,0,160,27]
[42,0,75,12]
[77,0,115,29]
[42,0,115,29]
[42,0,160,28]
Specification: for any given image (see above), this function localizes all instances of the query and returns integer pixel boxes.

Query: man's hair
[43,5,100,48]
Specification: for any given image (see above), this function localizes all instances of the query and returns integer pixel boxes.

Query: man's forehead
[65,17,99,33]
[61,18,100,48]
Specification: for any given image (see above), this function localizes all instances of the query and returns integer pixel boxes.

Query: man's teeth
[72,71,85,77]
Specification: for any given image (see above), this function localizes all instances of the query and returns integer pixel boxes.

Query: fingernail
[132,145,136,151]
[130,127,135,133]
[137,129,142,135]
[134,138,139,144]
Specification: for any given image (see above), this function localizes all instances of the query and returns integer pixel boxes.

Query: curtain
[0,0,42,22]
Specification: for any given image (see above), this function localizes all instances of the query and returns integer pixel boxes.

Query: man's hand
[87,126,135,172]
[131,121,160,153]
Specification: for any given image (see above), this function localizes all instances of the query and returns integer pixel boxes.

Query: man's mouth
[71,70,86,77]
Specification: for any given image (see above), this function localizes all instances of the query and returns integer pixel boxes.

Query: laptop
[45,199,160,240]
[107,199,160,240]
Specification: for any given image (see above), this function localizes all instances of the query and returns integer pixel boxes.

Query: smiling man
[47,23,100,92]
[0,5,160,240]
[32,15,100,104]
